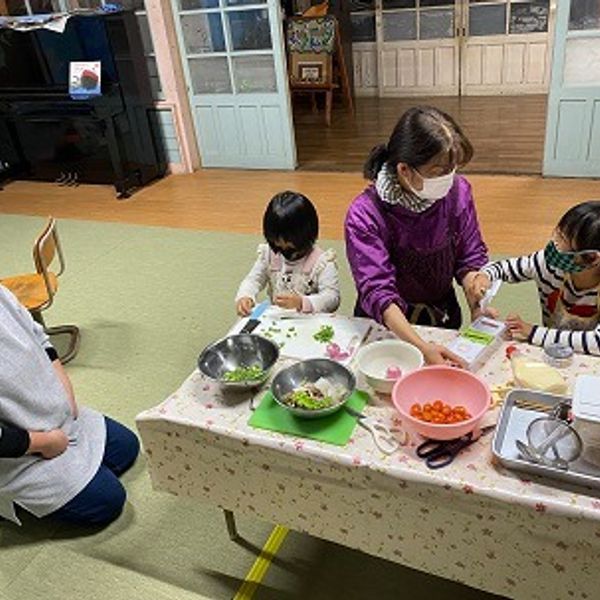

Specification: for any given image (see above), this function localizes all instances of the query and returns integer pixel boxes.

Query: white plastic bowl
[356,339,424,395]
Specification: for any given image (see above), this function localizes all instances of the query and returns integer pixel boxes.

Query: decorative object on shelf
[286,14,353,126]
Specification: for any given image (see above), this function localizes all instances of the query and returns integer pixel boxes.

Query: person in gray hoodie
[0,284,138,526]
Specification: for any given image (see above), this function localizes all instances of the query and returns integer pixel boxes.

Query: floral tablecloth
[136,322,600,600]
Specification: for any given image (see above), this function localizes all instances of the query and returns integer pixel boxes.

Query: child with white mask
[345,106,490,367]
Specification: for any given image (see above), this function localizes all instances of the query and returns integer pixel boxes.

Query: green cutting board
[248,390,368,446]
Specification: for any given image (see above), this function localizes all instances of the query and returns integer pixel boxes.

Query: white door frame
[171,0,297,170]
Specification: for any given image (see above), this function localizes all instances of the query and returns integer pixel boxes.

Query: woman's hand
[27,429,69,459]
[274,294,303,311]
[236,297,255,317]
[463,271,491,306]
[506,313,533,341]
[422,342,466,368]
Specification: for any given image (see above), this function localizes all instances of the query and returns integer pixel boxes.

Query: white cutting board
[252,315,371,363]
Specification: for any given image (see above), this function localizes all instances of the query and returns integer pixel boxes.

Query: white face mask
[411,169,456,201]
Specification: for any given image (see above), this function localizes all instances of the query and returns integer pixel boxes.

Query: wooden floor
[1,170,598,255]
[294,95,547,175]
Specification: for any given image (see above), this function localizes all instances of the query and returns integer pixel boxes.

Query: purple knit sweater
[344,175,489,323]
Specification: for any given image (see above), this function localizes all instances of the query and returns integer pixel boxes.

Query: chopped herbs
[222,365,265,382]
[313,324,335,344]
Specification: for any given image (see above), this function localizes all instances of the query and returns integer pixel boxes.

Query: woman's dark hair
[263,191,319,252]
[558,200,600,252]
[363,106,474,180]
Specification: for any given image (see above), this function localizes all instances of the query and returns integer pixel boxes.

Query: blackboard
[510,2,549,34]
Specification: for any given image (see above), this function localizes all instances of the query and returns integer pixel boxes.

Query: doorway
[293,1,554,174]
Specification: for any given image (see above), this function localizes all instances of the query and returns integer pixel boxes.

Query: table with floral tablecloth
[136,321,600,600]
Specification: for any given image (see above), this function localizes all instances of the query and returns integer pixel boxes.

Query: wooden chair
[286,15,353,126]
[1,217,80,363]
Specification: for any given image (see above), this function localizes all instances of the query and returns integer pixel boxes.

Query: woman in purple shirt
[345,106,489,365]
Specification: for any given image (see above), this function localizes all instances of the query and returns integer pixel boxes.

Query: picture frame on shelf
[298,62,324,83]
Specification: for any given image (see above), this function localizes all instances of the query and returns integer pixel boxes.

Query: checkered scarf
[375,163,437,213]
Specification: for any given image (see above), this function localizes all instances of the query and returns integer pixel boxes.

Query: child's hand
[237,297,255,317]
[464,271,491,304]
[274,294,303,311]
[506,313,533,341]
[471,305,500,322]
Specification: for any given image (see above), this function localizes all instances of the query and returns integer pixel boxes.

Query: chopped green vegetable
[222,365,265,382]
[313,324,335,344]
[284,389,335,410]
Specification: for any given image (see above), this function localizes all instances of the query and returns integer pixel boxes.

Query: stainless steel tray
[492,389,600,490]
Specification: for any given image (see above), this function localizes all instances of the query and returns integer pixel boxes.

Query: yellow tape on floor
[233,525,289,600]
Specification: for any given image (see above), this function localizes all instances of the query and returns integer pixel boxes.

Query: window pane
[383,10,417,41]
[188,57,231,93]
[564,38,600,86]
[350,0,375,11]
[509,0,549,34]
[350,13,376,42]
[228,9,272,51]
[179,0,219,9]
[6,0,29,14]
[420,8,454,39]
[382,1,416,8]
[69,0,103,8]
[469,4,506,36]
[29,0,62,13]
[569,0,600,31]
[226,0,267,4]
[136,13,155,55]
[181,13,225,54]
[147,57,163,100]
[421,0,454,6]
[232,55,277,93]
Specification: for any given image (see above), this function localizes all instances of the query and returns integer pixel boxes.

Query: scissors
[345,406,400,455]
[416,425,496,469]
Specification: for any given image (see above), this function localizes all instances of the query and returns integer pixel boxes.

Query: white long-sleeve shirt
[236,244,340,313]
[483,250,600,356]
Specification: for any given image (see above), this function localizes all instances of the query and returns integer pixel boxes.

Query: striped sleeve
[482,252,539,284]
[529,324,600,356]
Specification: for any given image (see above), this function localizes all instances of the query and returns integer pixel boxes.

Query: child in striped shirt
[469,201,600,356]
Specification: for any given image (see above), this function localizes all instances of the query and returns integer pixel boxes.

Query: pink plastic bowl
[391,365,491,441]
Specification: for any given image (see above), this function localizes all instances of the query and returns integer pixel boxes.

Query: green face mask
[544,241,596,273]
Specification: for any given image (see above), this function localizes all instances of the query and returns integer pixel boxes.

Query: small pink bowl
[391,365,491,441]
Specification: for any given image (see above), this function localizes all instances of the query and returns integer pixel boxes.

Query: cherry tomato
[433,400,443,412]
[423,403,432,412]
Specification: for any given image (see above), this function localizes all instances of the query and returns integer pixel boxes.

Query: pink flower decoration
[325,342,350,361]
[294,441,305,452]
[352,456,362,465]
[463,484,474,494]
[591,500,600,510]
[535,503,546,513]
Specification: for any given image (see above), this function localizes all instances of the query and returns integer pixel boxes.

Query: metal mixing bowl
[197,334,279,390]
[271,358,356,419]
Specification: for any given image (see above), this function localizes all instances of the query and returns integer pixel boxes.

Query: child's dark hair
[363,106,473,180]
[558,200,600,252]
[263,191,319,252]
